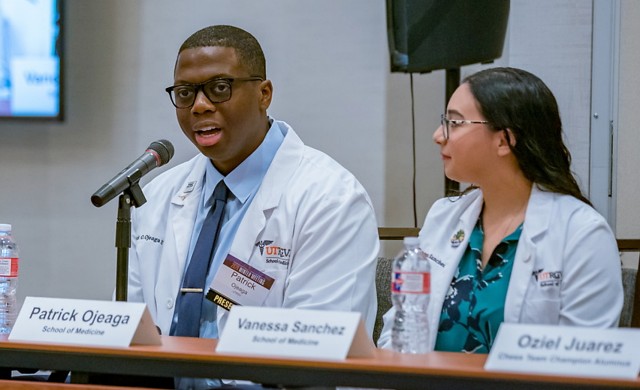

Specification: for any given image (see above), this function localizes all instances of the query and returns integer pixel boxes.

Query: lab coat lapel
[504,185,551,322]
[227,126,303,265]
[428,192,483,323]
[169,155,208,279]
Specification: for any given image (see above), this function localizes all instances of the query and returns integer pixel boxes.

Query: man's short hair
[179,25,266,78]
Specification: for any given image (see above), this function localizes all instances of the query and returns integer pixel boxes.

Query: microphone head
[148,139,174,166]
[90,140,175,208]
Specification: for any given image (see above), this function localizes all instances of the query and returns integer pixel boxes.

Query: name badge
[207,254,275,311]
[8,296,161,347]
[216,306,374,360]
[485,323,640,379]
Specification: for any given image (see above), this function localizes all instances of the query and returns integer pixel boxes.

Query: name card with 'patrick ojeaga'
[8,296,161,347]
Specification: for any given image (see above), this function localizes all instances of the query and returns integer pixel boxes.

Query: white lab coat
[378,185,623,350]
[128,122,379,337]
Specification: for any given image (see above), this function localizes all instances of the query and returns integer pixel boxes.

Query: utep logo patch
[255,240,291,267]
[532,268,563,287]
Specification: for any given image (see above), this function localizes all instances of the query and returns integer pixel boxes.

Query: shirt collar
[203,118,284,205]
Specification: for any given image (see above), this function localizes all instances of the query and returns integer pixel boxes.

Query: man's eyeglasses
[440,114,489,140]
[165,76,264,108]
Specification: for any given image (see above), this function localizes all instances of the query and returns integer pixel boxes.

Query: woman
[378,67,623,353]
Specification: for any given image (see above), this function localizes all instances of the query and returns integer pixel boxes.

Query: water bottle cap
[0,224,11,232]
[403,236,419,246]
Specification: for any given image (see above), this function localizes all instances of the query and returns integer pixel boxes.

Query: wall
[617,0,640,268]
[617,0,640,239]
[382,0,593,256]
[0,0,387,303]
[0,0,637,304]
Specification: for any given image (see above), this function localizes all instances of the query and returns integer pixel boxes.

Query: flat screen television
[0,0,63,120]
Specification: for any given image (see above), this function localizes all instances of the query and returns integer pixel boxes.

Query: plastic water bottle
[0,224,19,335]
[391,236,431,353]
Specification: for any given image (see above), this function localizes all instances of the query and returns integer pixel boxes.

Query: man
[128,25,379,347]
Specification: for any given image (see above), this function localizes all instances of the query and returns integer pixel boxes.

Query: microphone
[91,140,174,207]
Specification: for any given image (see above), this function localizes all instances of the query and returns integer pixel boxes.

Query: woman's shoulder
[534,187,604,222]
[527,187,613,246]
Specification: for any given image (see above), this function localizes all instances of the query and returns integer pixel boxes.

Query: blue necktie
[171,180,228,337]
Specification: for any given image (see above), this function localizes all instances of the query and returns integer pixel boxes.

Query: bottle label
[0,257,19,277]
[391,271,430,294]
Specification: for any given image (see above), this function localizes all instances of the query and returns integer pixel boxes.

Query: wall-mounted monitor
[0,0,63,120]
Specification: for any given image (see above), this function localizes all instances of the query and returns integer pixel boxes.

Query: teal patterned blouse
[434,219,522,353]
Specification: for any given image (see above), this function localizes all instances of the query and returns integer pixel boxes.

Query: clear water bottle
[391,236,431,354]
[0,223,19,335]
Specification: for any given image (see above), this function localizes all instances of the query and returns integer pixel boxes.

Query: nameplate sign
[485,323,640,379]
[8,296,161,347]
[216,306,374,360]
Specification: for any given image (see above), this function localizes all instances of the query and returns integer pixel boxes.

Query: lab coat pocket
[260,268,288,306]
[520,298,561,324]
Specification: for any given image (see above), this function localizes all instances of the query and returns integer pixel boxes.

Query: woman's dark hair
[463,67,590,205]
[178,25,266,79]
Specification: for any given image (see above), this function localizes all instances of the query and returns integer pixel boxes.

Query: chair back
[373,256,393,345]
[617,239,640,328]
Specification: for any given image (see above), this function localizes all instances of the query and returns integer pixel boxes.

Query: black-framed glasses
[165,76,264,108]
[440,114,489,140]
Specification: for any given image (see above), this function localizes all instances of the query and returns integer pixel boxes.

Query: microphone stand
[114,182,146,302]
